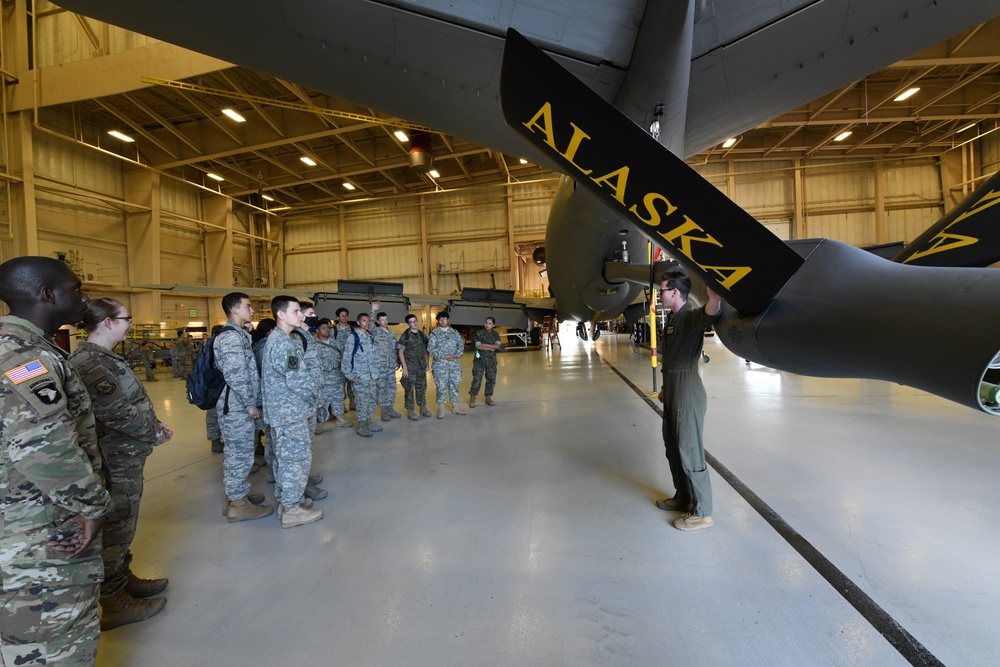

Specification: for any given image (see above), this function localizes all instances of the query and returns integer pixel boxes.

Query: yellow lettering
[560,123,594,176]
[628,192,678,226]
[522,103,558,150]
[696,263,753,290]
[903,232,979,264]
[947,189,1000,229]
[590,166,630,204]
[658,216,723,260]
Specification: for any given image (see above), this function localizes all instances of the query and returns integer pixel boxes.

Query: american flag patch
[5,359,49,385]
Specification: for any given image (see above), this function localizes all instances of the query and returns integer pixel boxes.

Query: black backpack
[186,325,239,411]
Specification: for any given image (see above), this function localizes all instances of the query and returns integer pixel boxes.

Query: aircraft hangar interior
[2,2,1000,666]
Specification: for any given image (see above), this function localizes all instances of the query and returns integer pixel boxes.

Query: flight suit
[661,301,720,518]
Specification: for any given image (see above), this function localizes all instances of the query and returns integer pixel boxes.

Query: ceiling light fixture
[394,130,409,142]
[956,123,976,134]
[519,158,528,164]
[221,108,246,122]
[894,87,920,102]
[108,130,135,142]
[343,182,356,190]
[722,137,737,148]
[261,194,274,201]
[834,131,853,142]
[300,156,317,166]
[428,169,440,178]
[207,172,224,181]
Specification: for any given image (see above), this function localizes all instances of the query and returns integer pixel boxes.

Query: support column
[8,110,38,256]
[339,206,348,281]
[793,159,805,239]
[124,168,161,322]
[419,195,430,294]
[203,193,234,287]
[873,158,886,245]
[506,183,516,291]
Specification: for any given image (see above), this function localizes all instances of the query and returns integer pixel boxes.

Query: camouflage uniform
[371,325,399,414]
[173,336,193,379]
[340,329,378,423]
[214,323,262,501]
[294,326,323,436]
[68,342,168,599]
[313,337,346,423]
[1,315,112,666]
[331,324,356,408]
[139,344,156,381]
[470,328,502,398]
[397,329,429,411]
[427,326,464,405]
[261,329,317,508]
[205,406,221,442]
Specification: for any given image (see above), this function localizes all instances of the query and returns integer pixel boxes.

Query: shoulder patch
[28,378,62,405]
[5,359,49,385]
[94,379,117,397]
[287,355,299,370]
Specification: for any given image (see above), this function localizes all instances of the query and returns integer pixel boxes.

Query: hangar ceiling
[39,15,1000,218]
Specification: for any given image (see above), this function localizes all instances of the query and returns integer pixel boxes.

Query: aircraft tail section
[499,29,803,316]
[894,170,1000,268]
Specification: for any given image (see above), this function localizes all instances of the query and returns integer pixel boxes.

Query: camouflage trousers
[272,420,313,508]
[354,377,377,421]
[144,360,155,381]
[432,359,462,404]
[376,367,397,409]
[1,583,100,666]
[100,444,151,597]
[205,406,221,441]
[399,366,428,410]
[317,371,346,423]
[470,355,498,397]
[219,407,261,500]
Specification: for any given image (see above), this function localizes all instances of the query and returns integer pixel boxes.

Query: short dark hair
[661,271,692,300]
[335,307,349,317]
[485,316,496,325]
[376,311,389,321]
[436,311,449,321]
[405,313,417,324]
[300,301,314,310]
[222,292,249,317]
[0,257,76,308]
[356,313,370,325]
[317,317,332,327]
[251,318,276,344]
[271,295,300,318]
[211,324,226,336]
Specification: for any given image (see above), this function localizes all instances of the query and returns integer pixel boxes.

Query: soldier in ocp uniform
[70,298,172,630]
[216,293,273,522]
[0,256,113,667]
[139,341,157,382]
[370,305,402,421]
[427,311,466,418]
[172,330,193,380]
[397,313,431,420]
[340,313,381,437]
[469,316,503,407]
[261,296,323,529]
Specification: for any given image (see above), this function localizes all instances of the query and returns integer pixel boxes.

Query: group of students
[212,294,506,532]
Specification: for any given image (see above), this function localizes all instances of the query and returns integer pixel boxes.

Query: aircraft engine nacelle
[716,239,1000,415]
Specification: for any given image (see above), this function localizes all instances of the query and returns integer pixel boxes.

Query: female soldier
[69,298,172,630]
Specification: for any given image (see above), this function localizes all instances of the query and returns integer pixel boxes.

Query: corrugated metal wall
[35,0,158,67]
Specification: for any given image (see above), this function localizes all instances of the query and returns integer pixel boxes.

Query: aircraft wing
[51,0,1000,160]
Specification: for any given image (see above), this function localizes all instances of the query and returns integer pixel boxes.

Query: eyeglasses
[660,288,676,293]
[111,315,133,322]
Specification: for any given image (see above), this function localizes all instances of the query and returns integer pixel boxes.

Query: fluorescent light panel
[262,194,274,201]
[207,172,224,181]
[343,182,356,190]
[722,137,737,148]
[894,87,920,102]
[108,130,135,142]
[519,158,528,164]
[429,170,440,178]
[300,156,317,166]
[834,131,853,142]
[221,108,246,122]
[957,123,976,134]
[394,130,409,142]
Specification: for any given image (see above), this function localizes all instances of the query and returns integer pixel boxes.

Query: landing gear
[576,322,589,341]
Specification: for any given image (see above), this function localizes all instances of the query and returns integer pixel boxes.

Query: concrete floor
[95,331,1000,666]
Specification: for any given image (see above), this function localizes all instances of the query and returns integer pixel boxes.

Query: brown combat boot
[124,566,168,598]
[226,496,274,522]
[99,587,166,630]
[469,394,476,408]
